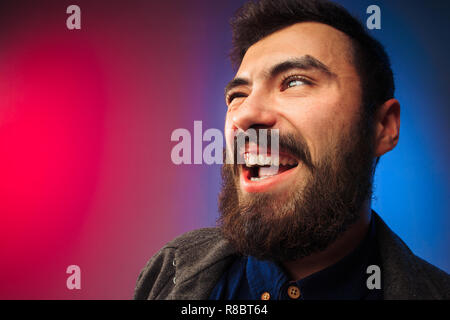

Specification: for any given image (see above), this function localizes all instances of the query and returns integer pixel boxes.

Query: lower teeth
[250,176,272,181]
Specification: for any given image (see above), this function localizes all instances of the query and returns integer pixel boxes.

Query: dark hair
[230,0,395,116]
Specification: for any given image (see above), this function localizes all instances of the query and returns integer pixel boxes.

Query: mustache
[229,129,314,171]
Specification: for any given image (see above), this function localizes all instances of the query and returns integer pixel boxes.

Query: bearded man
[134,0,449,300]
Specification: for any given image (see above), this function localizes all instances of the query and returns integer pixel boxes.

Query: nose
[229,94,277,132]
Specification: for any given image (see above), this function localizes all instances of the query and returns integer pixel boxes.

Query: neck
[282,201,372,281]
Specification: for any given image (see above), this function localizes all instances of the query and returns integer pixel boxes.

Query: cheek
[224,118,236,153]
[279,97,354,161]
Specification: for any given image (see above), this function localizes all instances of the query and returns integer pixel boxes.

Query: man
[135,0,449,300]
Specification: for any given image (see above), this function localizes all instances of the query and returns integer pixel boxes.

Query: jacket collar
[170,213,443,299]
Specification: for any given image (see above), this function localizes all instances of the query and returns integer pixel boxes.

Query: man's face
[219,22,376,261]
[225,22,363,196]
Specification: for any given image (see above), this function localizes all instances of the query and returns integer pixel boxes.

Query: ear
[374,98,400,157]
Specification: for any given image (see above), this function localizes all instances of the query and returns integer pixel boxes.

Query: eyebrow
[224,55,336,99]
[224,78,250,99]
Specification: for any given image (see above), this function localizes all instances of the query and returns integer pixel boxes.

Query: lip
[239,162,300,193]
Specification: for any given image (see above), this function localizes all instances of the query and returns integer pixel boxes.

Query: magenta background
[0,0,239,299]
[0,1,449,299]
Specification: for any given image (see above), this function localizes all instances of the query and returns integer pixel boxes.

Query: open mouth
[241,152,299,183]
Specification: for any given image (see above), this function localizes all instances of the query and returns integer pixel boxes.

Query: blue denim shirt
[210,216,383,300]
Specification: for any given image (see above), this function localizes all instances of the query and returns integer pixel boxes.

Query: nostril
[250,124,273,131]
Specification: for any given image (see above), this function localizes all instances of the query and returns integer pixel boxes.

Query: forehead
[237,22,355,77]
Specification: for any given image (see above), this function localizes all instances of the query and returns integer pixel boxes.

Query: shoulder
[134,227,235,300]
[163,227,224,250]
[374,212,450,299]
[412,254,450,298]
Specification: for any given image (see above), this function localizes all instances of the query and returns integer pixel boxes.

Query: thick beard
[218,117,376,262]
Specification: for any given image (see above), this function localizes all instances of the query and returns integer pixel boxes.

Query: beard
[218,114,376,262]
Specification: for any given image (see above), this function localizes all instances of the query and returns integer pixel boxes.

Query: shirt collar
[245,214,379,300]
[246,255,288,300]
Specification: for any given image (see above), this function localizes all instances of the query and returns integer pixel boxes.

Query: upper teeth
[243,153,296,167]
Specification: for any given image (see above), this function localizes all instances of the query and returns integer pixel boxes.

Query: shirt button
[287,285,301,299]
[261,292,271,300]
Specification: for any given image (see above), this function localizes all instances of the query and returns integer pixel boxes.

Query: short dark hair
[230,0,395,116]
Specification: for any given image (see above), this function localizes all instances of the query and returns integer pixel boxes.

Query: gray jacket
[134,213,450,300]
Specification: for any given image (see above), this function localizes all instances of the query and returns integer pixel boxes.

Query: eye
[227,92,247,105]
[288,79,305,87]
[281,75,313,91]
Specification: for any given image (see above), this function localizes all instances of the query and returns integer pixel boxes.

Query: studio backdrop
[0,0,448,299]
